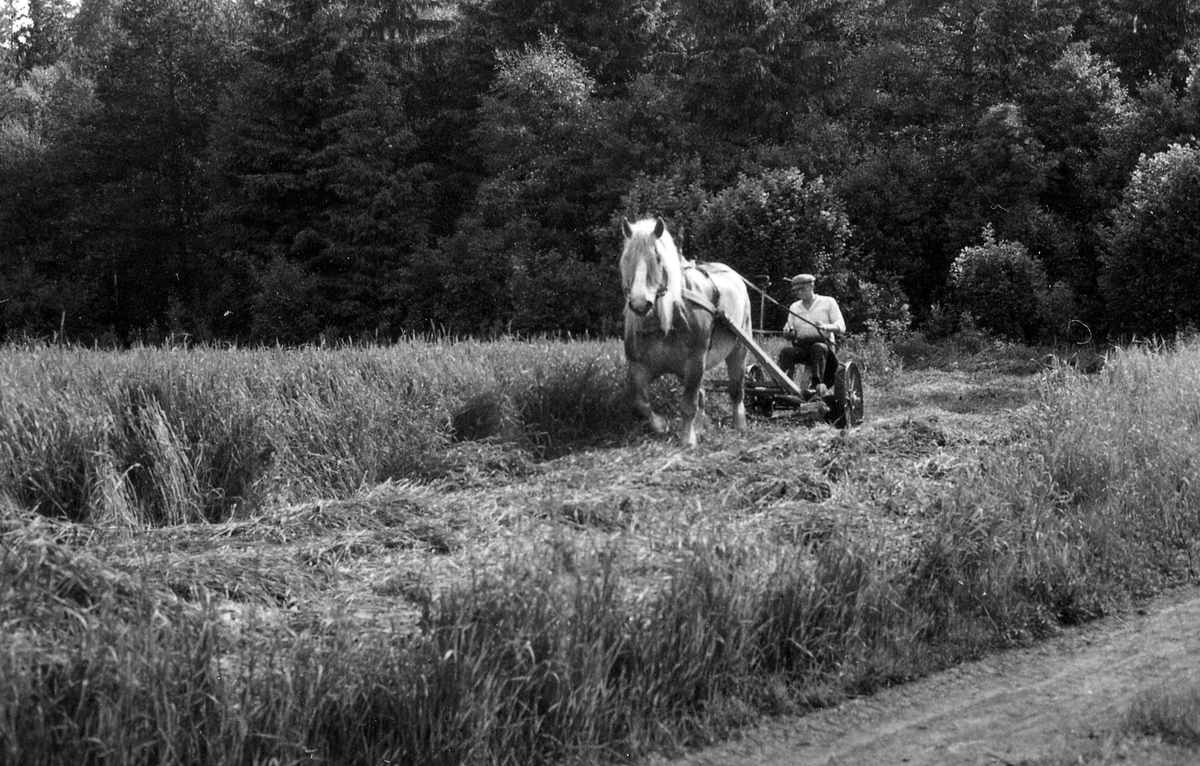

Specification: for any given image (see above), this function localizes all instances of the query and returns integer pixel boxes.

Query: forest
[2,0,1199,345]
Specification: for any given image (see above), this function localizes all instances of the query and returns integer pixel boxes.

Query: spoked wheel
[745,364,774,417]
[826,360,865,429]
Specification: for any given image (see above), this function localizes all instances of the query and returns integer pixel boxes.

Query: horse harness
[629,261,728,339]
[675,264,729,353]
[681,263,723,318]
[635,264,829,345]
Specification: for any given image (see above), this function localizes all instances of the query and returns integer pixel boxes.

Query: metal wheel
[745,364,774,417]
[826,361,864,429]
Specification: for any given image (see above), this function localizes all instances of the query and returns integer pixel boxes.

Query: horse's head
[621,217,683,334]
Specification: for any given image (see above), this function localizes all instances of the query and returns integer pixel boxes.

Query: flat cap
[790,273,816,285]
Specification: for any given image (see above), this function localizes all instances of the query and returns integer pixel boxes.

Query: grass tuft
[1125,682,1200,747]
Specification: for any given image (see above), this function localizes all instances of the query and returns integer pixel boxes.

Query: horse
[620,216,751,447]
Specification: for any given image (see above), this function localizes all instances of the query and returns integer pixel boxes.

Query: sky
[5,0,81,48]
[6,0,31,43]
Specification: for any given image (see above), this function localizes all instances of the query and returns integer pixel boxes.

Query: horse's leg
[629,363,669,434]
[725,341,748,430]
[679,357,706,448]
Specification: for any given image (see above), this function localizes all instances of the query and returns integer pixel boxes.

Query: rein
[629,258,828,344]
[739,276,833,344]
[669,267,828,343]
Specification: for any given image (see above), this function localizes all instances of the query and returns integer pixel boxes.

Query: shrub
[618,163,711,252]
[841,320,904,386]
[1100,142,1200,337]
[1038,280,1082,343]
[692,169,851,287]
[950,225,1048,342]
[830,268,912,337]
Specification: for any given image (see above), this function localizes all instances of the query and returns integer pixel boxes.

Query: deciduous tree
[1101,143,1200,337]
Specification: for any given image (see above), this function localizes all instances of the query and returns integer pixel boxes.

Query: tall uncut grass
[5,339,1200,765]
[0,338,633,525]
[1037,340,1200,596]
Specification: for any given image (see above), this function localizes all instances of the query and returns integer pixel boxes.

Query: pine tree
[74,0,238,336]
[207,0,438,340]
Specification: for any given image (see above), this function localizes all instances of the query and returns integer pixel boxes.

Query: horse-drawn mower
[744,353,864,428]
[620,216,862,443]
[715,319,865,429]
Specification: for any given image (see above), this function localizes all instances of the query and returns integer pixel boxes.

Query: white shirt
[784,294,845,342]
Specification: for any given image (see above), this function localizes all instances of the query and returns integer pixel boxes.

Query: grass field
[2,335,1199,765]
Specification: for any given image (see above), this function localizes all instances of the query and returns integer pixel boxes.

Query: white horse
[620,217,751,447]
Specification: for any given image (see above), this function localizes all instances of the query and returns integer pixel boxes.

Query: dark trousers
[778,341,832,387]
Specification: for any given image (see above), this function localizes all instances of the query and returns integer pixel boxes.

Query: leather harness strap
[681,264,720,317]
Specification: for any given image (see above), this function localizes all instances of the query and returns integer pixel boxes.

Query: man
[777,273,845,397]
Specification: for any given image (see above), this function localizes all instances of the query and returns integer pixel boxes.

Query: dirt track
[650,584,1200,766]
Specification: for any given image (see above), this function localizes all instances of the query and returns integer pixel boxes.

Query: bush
[618,164,711,252]
[1100,142,1200,337]
[829,268,912,337]
[1038,280,1082,343]
[950,225,1048,342]
[692,169,851,286]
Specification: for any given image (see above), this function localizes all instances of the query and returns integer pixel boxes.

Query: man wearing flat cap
[777,273,845,397]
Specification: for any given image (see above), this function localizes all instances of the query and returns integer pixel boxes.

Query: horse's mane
[623,218,690,335]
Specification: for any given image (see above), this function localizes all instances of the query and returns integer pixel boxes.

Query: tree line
[2,0,1199,345]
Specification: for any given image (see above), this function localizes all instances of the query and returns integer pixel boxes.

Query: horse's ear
[622,218,633,238]
[654,217,666,239]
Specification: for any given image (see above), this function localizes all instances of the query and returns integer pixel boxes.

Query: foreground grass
[3,338,1200,765]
